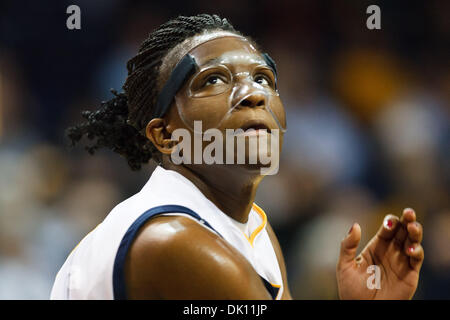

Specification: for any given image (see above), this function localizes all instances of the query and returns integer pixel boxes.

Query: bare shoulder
[125,215,271,299]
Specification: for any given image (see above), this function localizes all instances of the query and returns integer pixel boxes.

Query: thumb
[337,223,361,270]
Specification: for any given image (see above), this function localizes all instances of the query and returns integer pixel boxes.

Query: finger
[393,208,416,249]
[393,223,408,250]
[405,241,425,271]
[407,221,423,243]
[337,223,362,269]
[400,207,416,224]
[376,214,400,241]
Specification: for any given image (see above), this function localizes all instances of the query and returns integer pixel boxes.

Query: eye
[203,75,225,87]
[254,75,269,85]
[254,74,274,88]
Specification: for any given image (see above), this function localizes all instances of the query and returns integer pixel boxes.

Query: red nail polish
[408,246,415,253]
[387,219,393,228]
[384,218,393,229]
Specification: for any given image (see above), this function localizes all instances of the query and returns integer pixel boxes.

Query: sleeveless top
[50,166,283,299]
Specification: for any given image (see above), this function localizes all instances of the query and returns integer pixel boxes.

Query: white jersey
[50,166,283,300]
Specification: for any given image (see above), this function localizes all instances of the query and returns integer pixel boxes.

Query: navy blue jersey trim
[260,276,280,300]
[112,204,277,300]
[113,205,222,300]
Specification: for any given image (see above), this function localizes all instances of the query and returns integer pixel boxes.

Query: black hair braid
[125,14,238,130]
[66,14,239,171]
[66,89,153,171]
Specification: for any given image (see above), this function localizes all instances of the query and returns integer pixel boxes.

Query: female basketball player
[51,14,424,299]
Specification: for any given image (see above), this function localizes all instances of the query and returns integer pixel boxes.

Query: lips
[240,120,272,133]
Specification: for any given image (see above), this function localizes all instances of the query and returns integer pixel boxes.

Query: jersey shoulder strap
[113,204,222,299]
[112,204,278,300]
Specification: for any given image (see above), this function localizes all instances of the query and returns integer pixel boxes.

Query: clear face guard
[151,35,285,175]
[173,49,287,134]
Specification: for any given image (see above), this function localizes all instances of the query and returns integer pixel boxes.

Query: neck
[162,159,263,223]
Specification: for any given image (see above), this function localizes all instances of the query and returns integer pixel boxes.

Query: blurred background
[0,0,448,299]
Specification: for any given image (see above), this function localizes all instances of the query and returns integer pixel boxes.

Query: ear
[145,118,174,155]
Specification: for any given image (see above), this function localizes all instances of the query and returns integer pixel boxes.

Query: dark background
[0,0,448,299]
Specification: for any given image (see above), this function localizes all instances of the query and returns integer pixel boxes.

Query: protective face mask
[153,36,286,134]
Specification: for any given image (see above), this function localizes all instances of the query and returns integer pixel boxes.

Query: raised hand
[337,208,424,299]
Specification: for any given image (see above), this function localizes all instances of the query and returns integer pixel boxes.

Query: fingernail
[384,218,393,229]
[348,224,354,235]
[408,246,415,253]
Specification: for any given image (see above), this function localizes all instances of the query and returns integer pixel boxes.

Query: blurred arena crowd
[0,0,448,299]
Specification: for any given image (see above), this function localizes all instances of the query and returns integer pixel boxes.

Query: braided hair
[66,14,239,170]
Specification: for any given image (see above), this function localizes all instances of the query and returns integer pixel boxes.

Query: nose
[235,91,267,109]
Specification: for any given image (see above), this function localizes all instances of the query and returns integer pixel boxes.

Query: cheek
[175,95,231,130]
